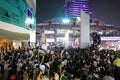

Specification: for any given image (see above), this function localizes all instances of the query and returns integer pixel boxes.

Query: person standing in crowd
[16,59,23,80]
[23,68,29,80]
[7,65,17,80]
[36,70,43,80]
[0,60,5,79]
[61,70,69,80]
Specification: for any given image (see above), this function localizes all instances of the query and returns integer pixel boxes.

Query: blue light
[63,18,70,24]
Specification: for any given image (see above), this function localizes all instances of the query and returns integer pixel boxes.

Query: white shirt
[17,62,23,72]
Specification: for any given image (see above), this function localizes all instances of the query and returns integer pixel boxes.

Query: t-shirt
[61,76,69,80]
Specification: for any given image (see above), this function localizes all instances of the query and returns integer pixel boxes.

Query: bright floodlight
[25,17,34,25]
[63,19,70,24]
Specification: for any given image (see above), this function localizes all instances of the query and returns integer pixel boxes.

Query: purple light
[83,5,85,7]
[64,0,92,17]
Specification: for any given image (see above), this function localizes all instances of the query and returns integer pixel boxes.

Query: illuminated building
[37,17,120,50]
[64,0,92,17]
[0,0,36,52]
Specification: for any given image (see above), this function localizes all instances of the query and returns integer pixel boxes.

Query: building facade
[0,0,36,52]
[64,0,92,17]
[37,17,120,50]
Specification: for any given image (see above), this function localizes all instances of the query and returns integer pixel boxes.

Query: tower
[64,0,92,17]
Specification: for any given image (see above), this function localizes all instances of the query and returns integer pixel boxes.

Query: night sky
[36,0,120,27]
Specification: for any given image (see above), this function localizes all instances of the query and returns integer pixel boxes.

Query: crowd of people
[0,46,120,80]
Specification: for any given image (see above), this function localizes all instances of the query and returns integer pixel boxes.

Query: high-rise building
[64,0,92,17]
